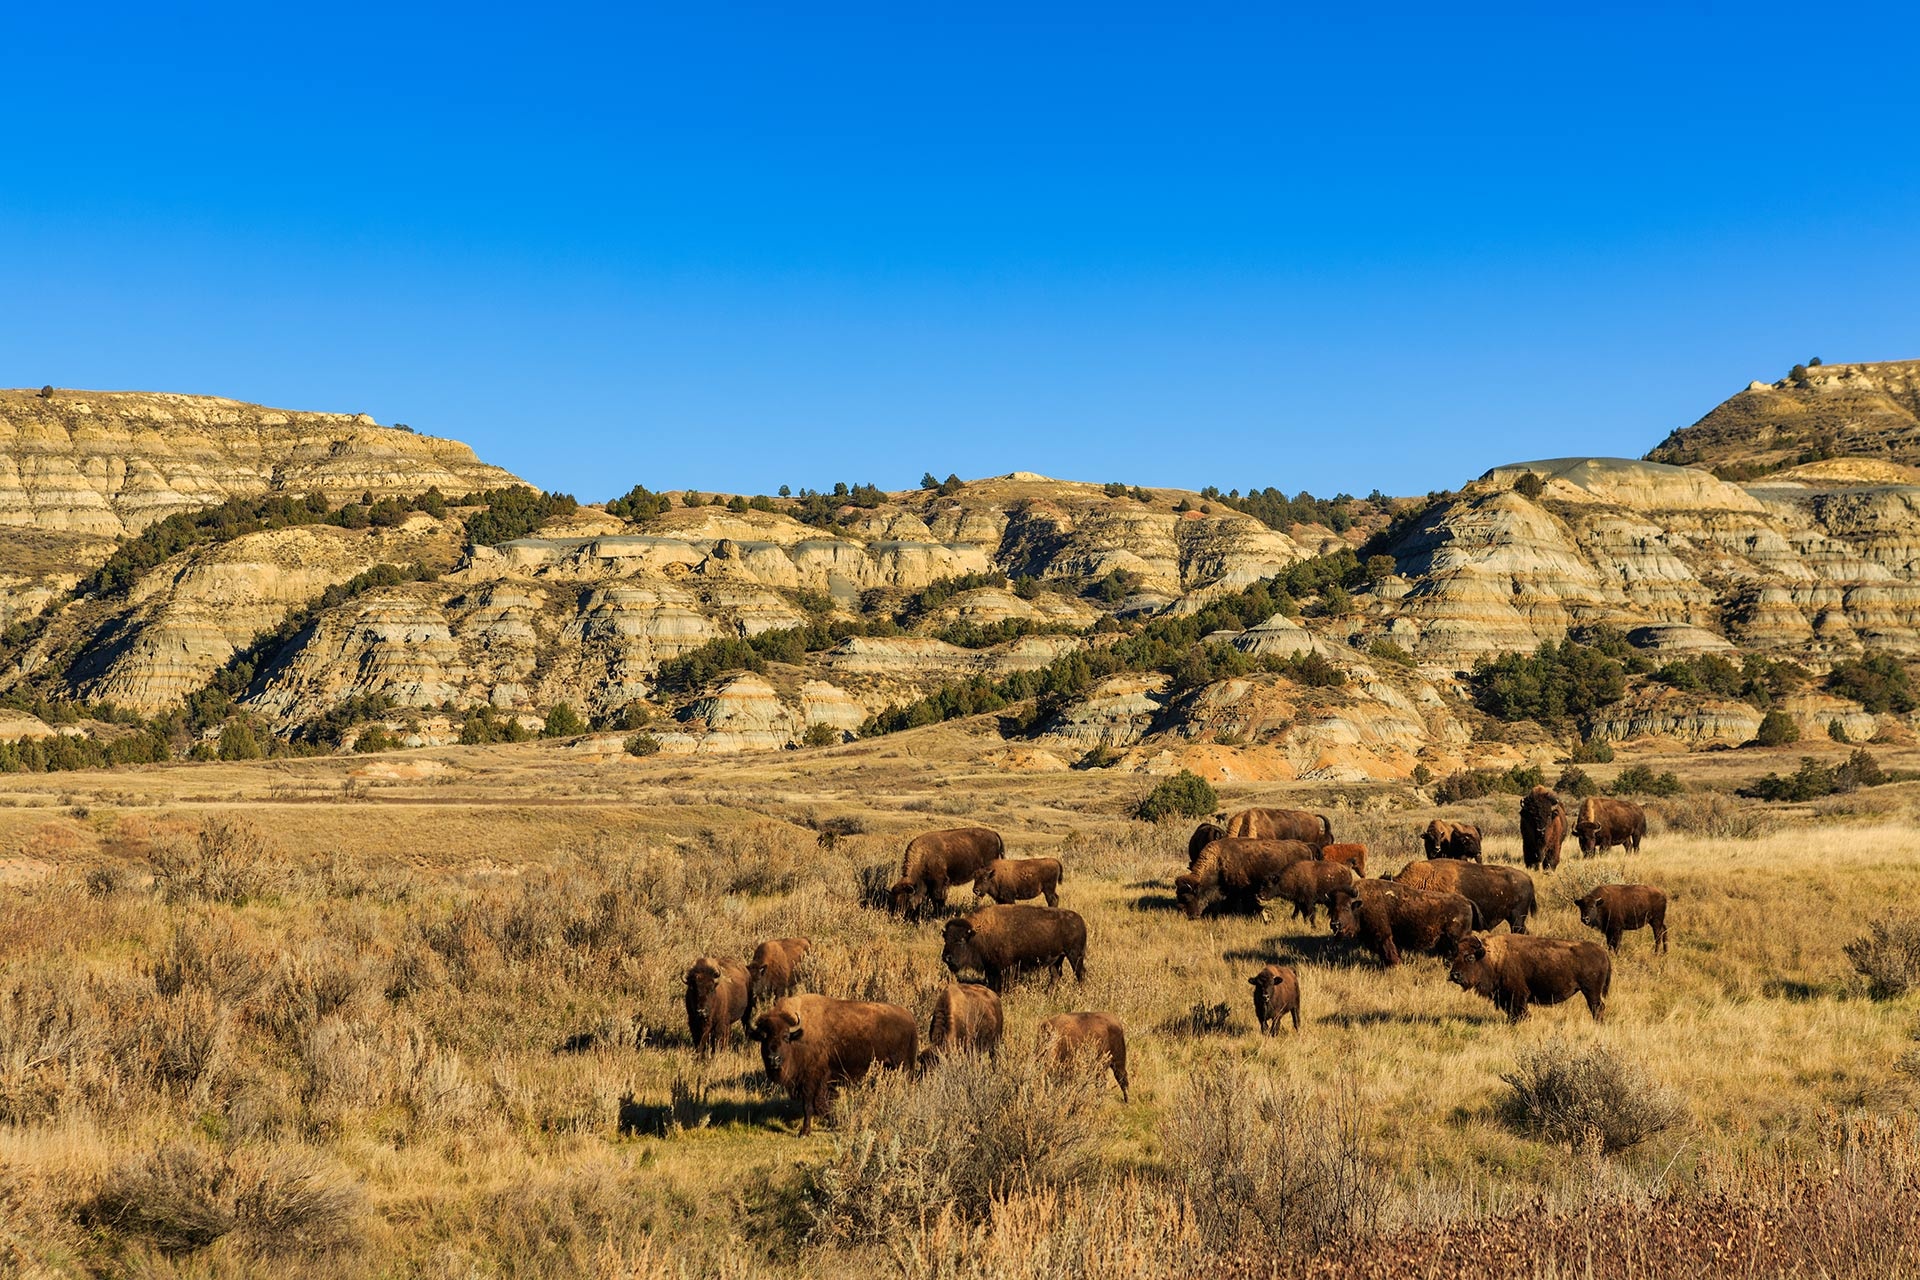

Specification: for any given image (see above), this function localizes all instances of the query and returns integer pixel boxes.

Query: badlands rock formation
[0,389,522,538]
[1648,359,1920,474]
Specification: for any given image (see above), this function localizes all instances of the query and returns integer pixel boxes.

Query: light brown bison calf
[746,937,811,1008]
[1224,807,1333,850]
[1575,797,1646,855]
[1274,859,1356,925]
[1575,884,1668,954]
[1520,786,1568,871]
[1038,1012,1129,1100]
[941,904,1087,992]
[1174,838,1318,918]
[1319,842,1368,876]
[1328,880,1474,968]
[684,955,751,1055]
[973,857,1063,907]
[1420,819,1483,861]
[889,826,1005,918]
[1248,965,1301,1035]
[1393,859,1536,933]
[919,981,1004,1067]
[750,993,916,1135]
[1448,934,1611,1023]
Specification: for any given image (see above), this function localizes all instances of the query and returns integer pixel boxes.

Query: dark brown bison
[1392,859,1537,933]
[1248,965,1301,1036]
[1447,934,1611,1023]
[1575,884,1669,954]
[1327,880,1474,968]
[920,982,1004,1067]
[1320,842,1368,876]
[684,955,751,1055]
[1187,821,1227,865]
[1174,838,1318,918]
[746,937,811,1008]
[889,827,1005,917]
[1038,1012,1129,1100]
[1224,807,1333,850]
[750,994,917,1134]
[1575,798,1646,855]
[1274,859,1356,925]
[1420,819,1483,861]
[973,857,1063,907]
[1520,786,1568,871]
[941,904,1087,992]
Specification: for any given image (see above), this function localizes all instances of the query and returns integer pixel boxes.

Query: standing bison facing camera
[750,993,916,1135]
[1575,798,1646,855]
[942,904,1087,992]
[1248,965,1302,1036]
[889,826,1004,918]
[684,956,751,1056]
[1448,934,1611,1023]
[1520,786,1568,871]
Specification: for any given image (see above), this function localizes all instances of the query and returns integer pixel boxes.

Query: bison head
[1172,873,1206,918]
[684,959,725,1029]
[941,919,983,976]
[1574,889,1605,929]
[1447,936,1492,992]
[889,879,922,917]
[1574,821,1601,854]
[1326,889,1359,940]
[1420,821,1447,859]
[748,1007,804,1078]
[745,957,775,1002]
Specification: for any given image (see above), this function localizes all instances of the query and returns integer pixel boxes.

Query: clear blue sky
[5,3,1918,502]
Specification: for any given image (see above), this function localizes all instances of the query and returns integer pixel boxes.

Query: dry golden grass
[1,729,1919,1276]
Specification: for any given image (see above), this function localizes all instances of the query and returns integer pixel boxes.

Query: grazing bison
[973,857,1063,907]
[1187,822,1227,865]
[1392,859,1537,934]
[920,982,1004,1067]
[1575,798,1646,855]
[750,994,917,1135]
[1319,842,1368,877]
[1038,1012,1129,1100]
[746,937,811,1008]
[1520,786,1569,871]
[1174,839,1318,918]
[1447,934,1611,1023]
[1327,880,1474,968]
[1224,807,1333,850]
[1420,819,1483,861]
[1275,859,1356,925]
[1575,884,1669,954]
[1248,965,1302,1036]
[941,904,1087,991]
[889,827,1005,917]
[684,955,751,1055]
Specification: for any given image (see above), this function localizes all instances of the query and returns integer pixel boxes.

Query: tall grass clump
[807,1051,1107,1242]
[1500,1040,1684,1154]
[1159,1067,1384,1252]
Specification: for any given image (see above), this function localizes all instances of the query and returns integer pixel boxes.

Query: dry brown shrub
[82,1143,235,1254]
[1160,1067,1385,1253]
[150,912,273,1005]
[229,1146,365,1258]
[0,974,110,1122]
[1846,911,1920,999]
[1500,1039,1685,1154]
[81,1142,364,1261]
[143,986,232,1101]
[150,817,296,906]
[1652,791,1779,839]
[808,1050,1108,1243]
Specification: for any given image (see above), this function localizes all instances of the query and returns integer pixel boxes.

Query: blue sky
[4,3,1919,502]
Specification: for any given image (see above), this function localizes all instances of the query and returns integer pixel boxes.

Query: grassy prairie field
[2,728,1919,1277]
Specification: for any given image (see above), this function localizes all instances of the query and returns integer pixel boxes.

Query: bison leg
[1113,1060,1129,1102]
[1653,915,1669,954]
[1584,985,1606,1022]
[1510,909,1528,935]
[1605,926,1623,953]
[1043,886,1058,907]
[1289,1003,1301,1032]
[1068,947,1086,983]
[1378,939,1402,968]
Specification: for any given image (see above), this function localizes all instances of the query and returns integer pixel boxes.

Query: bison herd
[675,796,1670,1135]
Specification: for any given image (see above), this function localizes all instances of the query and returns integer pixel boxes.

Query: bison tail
[1319,814,1333,839]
